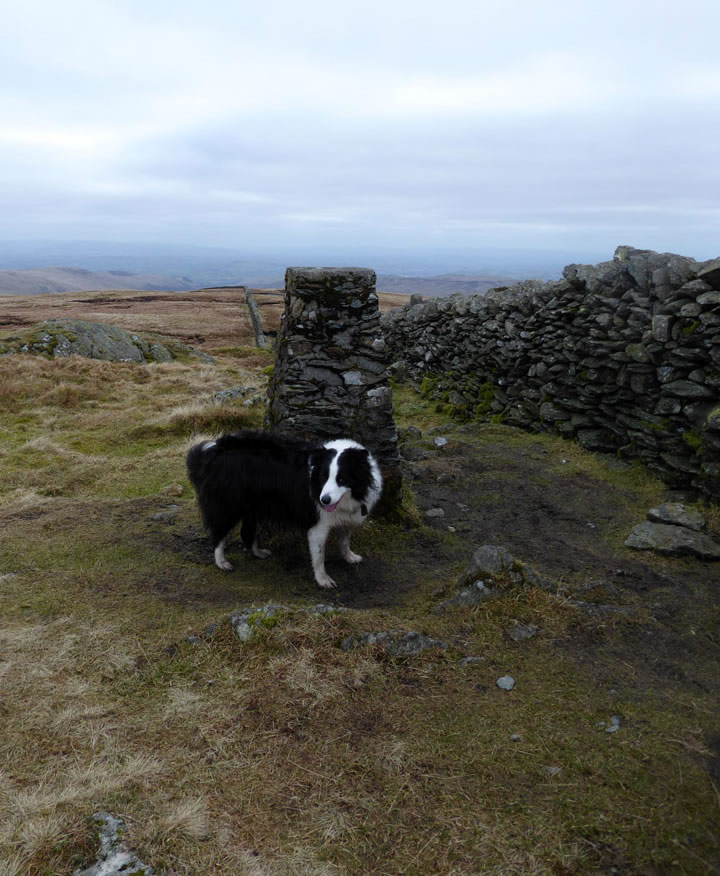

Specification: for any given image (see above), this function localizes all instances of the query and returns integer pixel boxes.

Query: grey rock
[214,386,254,403]
[434,579,496,613]
[425,507,445,518]
[625,521,720,559]
[74,812,157,876]
[460,545,516,585]
[230,604,286,643]
[458,655,484,666]
[507,623,538,642]
[697,258,720,290]
[662,380,714,399]
[647,502,706,531]
[29,319,174,363]
[606,715,621,734]
[341,630,448,656]
[151,505,179,523]
[706,406,720,432]
[312,603,347,615]
[496,675,516,691]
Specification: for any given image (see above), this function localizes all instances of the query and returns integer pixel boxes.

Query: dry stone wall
[381,246,720,499]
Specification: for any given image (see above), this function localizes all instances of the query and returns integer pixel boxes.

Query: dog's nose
[321,494,332,505]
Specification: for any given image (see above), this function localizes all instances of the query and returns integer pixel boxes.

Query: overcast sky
[1,0,719,266]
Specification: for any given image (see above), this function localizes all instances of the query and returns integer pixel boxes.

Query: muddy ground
[136,421,720,713]
[399,426,720,702]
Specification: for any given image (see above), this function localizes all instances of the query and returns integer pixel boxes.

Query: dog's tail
[186,439,218,491]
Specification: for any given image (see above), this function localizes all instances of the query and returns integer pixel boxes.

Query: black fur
[186,430,379,575]
[187,430,321,553]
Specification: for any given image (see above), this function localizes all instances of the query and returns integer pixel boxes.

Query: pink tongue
[324,501,339,512]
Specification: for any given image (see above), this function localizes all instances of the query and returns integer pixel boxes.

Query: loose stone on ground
[74,812,157,876]
[625,502,720,560]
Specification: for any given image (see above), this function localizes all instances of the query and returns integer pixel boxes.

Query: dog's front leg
[308,523,336,589]
[214,537,233,571]
[338,527,362,565]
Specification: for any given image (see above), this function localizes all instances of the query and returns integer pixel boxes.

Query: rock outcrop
[21,319,175,363]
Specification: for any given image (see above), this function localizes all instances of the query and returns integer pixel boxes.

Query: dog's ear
[341,447,372,499]
[308,447,326,471]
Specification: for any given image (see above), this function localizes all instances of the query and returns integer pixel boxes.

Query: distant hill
[0,266,196,296]
[375,273,511,297]
[0,266,513,298]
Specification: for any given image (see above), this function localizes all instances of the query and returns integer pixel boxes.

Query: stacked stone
[381,247,720,499]
[265,267,402,508]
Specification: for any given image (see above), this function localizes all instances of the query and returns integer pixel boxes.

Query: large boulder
[24,319,174,363]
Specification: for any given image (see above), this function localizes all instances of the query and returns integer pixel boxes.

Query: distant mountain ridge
[0,266,512,298]
[0,266,196,296]
[376,273,510,297]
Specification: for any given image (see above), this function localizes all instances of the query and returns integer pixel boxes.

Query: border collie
[186,430,382,588]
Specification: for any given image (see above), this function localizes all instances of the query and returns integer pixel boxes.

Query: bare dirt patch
[403,425,720,701]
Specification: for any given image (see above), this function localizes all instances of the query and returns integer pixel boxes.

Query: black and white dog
[186,430,382,588]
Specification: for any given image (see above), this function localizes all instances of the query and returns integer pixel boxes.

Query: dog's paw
[344,550,363,565]
[252,547,272,560]
[316,574,337,589]
[215,559,233,571]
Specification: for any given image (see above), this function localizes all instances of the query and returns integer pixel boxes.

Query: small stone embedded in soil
[152,505,179,522]
[458,655,484,666]
[434,580,496,613]
[230,604,286,643]
[507,622,538,642]
[161,483,184,497]
[341,630,449,657]
[510,733,522,742]
[461,545,516,585]
[433,437,448,447]
[73,812,157,876]
[496,675,516,691]
[425,507,445,518]
[606,715,621,733]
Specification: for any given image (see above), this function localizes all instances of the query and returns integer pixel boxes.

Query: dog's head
[309,439,375,513]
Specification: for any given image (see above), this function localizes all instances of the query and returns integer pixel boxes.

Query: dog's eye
[336,476,345,486]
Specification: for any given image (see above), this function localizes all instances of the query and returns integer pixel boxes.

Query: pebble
[496,675,516,691]
[507,623,538,643]
[425,507,445,518]
[606,715,621,733]
[458,656,484,666]
[151,505,179,522]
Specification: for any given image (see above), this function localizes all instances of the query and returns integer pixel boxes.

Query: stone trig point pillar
[265,267,402,512]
